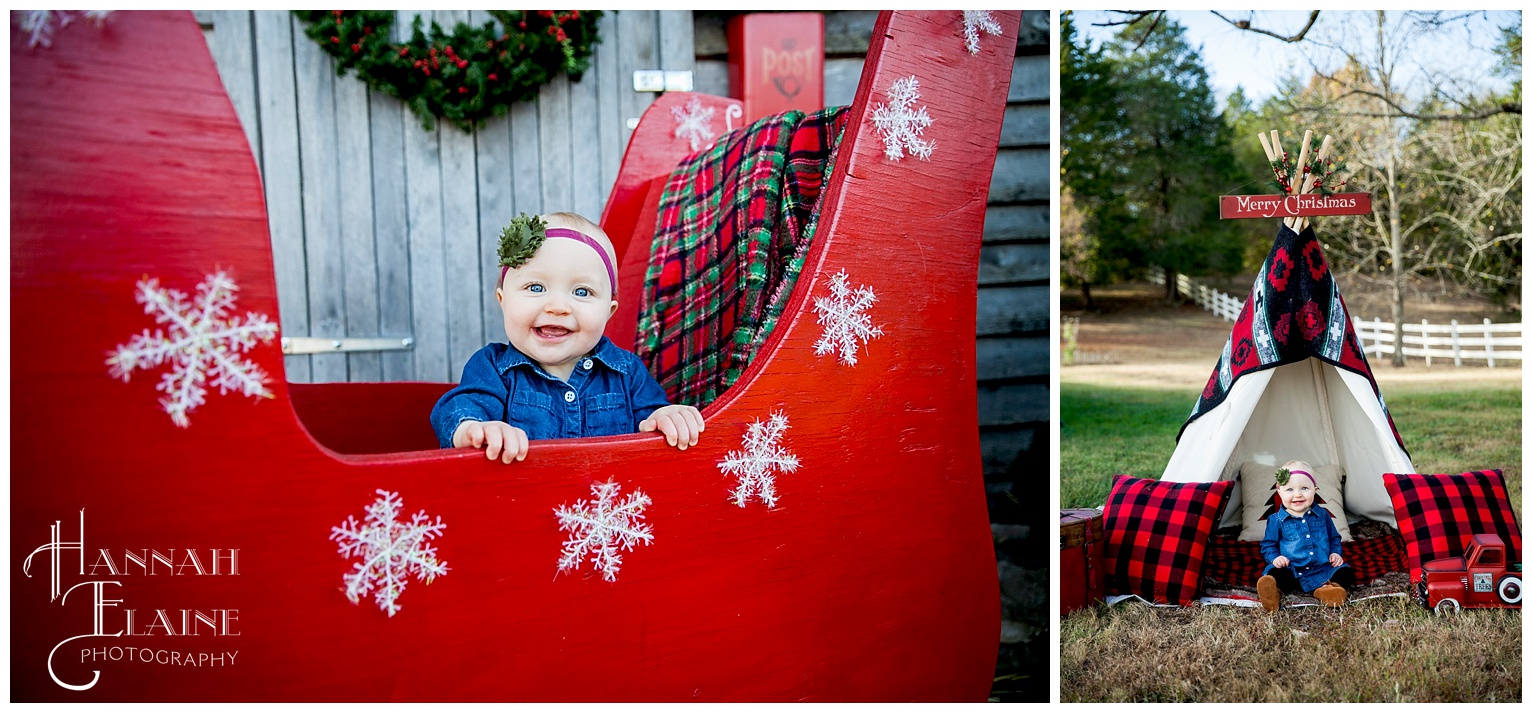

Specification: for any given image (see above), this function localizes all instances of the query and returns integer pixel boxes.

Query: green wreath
[295,10,602,133]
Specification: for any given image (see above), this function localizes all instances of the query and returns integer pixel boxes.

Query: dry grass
[1061,597,1522,702]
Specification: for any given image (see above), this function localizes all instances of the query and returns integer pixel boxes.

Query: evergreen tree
[1062,14,1246,301]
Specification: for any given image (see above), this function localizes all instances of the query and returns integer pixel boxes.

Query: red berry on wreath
[423,67,431,76]
[331,36,339,44]
[488,73,497,81]
[458,87,467,94]
[352,43,360,53]
[457,60,468,69]
[332,9,342,16]
[518,21,526,29]
[571,11,580,19]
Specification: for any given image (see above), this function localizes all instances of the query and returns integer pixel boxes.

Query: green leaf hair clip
[1274,467,1291,487]
[498,213,547,270]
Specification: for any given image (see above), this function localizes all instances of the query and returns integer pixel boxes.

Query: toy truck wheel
[1497,575,1522,605]
[1433,597,1461,615]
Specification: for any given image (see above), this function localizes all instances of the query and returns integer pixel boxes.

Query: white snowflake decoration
[813,270,885,366]
[555,480,654,582]
[869,76,935,161]
[672,96,717,152]
[331,489,450,618]
[105,271,278,428]
[961,11,1003,55]
[717,412,800,508]
[13,10,111,49]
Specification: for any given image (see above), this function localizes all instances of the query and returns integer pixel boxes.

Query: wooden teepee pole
[1296,134,1333,231]
[1256,128,1336,231]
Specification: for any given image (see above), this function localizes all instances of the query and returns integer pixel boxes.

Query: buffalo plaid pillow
[1384,469,1522,583]
[1103,475,1234,606]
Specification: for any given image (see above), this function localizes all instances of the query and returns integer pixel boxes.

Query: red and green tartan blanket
[636,105,850,405]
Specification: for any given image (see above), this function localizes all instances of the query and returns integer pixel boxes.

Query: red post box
[727,12,825,123]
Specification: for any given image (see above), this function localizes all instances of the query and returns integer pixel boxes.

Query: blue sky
[1073,10,1520,108]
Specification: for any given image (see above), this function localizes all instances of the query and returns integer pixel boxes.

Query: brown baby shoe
[1315,582,1348,608]
[1257,574,1281,612]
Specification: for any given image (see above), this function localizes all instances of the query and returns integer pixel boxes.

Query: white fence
[1146,267,1522,367]
[1351,317,1522,367]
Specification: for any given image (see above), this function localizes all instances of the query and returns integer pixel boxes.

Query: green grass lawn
[1060,378,1522,702]
[1061,381,1522,512]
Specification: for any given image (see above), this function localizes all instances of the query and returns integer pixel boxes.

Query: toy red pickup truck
[1416,534,1523,613]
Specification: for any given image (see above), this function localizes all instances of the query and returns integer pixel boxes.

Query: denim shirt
[1261,505,1347,592]
[430,336,670,448]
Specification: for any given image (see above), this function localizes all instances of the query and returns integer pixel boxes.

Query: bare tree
[1281,12,1522,363]
[1413,117,1522,305]
[1106,10,1523,121]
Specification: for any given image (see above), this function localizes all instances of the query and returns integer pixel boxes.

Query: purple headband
[1287,469,1316,486]
[500,227,617,294]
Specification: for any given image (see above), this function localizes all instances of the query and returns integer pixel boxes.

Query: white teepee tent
[1162,129,1413,528]
[1163,356,1414,527]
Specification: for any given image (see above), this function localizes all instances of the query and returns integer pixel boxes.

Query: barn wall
[195,9,694,384]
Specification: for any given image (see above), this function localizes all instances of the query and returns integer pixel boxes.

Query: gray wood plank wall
[195,9,694,384]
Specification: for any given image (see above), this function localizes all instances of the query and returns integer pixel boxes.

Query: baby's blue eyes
[524,283,594,297]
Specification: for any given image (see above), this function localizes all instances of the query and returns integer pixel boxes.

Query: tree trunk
[1081,281,1094,311]
[1164,267,1178,302]
[1386,120,1407,367]
[1376,11,1408,368]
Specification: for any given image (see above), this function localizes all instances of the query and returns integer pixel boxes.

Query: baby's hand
[452,420,528,464]
[1272,556,1290,568]
[639,405,704,450]
[1329,553,1344,567]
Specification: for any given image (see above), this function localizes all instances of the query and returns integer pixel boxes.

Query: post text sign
[1220,193,1372,219]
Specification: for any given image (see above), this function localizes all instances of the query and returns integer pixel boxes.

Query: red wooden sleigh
[11,11,1019,701]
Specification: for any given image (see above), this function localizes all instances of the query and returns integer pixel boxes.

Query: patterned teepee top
[1179,224,1406,452]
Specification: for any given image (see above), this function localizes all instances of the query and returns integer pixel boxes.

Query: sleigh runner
[12,11,1017,701]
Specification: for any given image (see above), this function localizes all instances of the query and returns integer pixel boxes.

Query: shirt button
[564,391,576,403]
[582,359,593,370]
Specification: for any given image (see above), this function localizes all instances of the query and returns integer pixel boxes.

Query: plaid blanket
[1202,533,1405,588]
[635,106,850,406]
[1180,224,1405,452]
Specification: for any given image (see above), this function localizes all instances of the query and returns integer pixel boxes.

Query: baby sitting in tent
[430,212,704,463]
[1257,460,1354,611]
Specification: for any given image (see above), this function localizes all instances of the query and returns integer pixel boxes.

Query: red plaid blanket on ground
[1202,534,1406,588]
[636,106,850,406]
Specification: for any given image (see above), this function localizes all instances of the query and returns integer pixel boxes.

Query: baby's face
[1277,477,1316,516]
[497,238,617,381]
